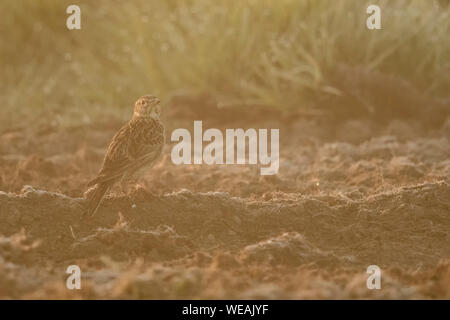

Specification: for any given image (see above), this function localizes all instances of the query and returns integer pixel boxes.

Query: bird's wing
[87,123,134,186]
[87,119,164,186]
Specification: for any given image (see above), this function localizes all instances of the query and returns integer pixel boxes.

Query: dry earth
[0,95,449,299]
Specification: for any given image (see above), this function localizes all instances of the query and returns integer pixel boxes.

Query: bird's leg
[129,180,157,198]
[123,178,144,195]
[138,183,158,198]
[119,175,129,196]
[135,182,146,189]
[119,182,126,195]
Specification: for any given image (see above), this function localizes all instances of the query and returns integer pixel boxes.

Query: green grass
[0,0,449,126]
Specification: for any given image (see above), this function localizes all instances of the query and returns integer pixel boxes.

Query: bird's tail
[83,183,109,218]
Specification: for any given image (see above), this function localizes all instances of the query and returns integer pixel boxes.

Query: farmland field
[0,0,449,299]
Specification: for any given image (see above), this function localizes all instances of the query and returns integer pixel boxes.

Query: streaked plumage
[84,95,165,218]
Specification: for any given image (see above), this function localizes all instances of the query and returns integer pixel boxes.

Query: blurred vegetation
[0,0,449,126]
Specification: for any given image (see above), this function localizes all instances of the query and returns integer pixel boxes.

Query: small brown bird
[84,95,165,217]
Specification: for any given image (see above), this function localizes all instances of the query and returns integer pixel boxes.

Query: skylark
[84,95,165,217]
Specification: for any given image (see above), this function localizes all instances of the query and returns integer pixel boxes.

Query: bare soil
[0,97,449,299]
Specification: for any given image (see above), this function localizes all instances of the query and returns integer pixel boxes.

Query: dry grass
[1,0,449,126]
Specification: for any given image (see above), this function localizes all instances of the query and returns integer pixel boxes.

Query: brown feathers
[84,95,165,218]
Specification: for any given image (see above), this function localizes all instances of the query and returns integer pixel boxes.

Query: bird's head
[133,95,161,120]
